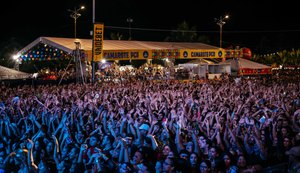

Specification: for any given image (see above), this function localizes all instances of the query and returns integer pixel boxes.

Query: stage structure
[73,42,86,84]
[15,37,253,82]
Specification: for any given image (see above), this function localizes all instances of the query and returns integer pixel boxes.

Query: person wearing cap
[139,123,150,133]
[135,123,150,148]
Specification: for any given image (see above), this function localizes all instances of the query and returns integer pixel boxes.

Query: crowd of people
[0,74,300,173]
[34,62,174,83]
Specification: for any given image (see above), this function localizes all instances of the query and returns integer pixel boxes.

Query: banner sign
[239,68,272,75]
[180,49,225,59]
[89,49,237,60]
[93,23,104,61]
[225,49,243,58]
[102,49,225,60]
[103,50,148,60]
[102,49,181,60]
[151,49,180,59]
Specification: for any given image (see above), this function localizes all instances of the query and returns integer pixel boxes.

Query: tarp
[17,37,220,54]
[185,58,215,65]
[178,58,214,71]
[220,58,272,75]
[16,37,223,61]
[0,65,31,80]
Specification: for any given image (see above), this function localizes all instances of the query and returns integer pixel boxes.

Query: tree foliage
[164,21,198,42]
[252,49,300,66]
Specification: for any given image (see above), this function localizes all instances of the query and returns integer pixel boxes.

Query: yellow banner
[102,49,181,60]
[151,49,180,59]
[103,50,152,60]
[225,49,243,58]
[180,49,225,59]
[93,23,104,61]
[87,49,226,61]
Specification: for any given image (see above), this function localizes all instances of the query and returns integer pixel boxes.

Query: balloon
[242,47,252,59]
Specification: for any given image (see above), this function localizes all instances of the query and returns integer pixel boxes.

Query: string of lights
[19,43,71,61]
[104,25,300,34]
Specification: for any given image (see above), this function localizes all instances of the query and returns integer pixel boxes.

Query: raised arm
[26,139,38,172]
[146,134,158,151]
[175,123,184,153]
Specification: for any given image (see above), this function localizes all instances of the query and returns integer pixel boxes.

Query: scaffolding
[58,42,86,85]
[74,42,85,84]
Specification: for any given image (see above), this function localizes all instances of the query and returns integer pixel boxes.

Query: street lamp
[12,54,21,71]
[215,15,229,48]
[91,0,95,84]
[68,6,85,39]
[126,17,133,40]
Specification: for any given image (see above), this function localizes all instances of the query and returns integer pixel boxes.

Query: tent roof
[220,58,271,69]
[185,58,215,65]
[17,37,220,55]
[0,65,30,80]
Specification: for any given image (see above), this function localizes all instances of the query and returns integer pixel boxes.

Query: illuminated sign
[103,50,148,60]
[152,49,180,59]
[102,49,181,60]
[239,68,272,75]
[86,49,227,60]
[93,23,104,61]
[225,49,243,58]
[180,49,225,58]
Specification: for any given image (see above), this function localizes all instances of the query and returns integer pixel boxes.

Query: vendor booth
[220,58,272,76]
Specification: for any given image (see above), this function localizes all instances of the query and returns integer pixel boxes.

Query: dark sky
[1,0,299,54]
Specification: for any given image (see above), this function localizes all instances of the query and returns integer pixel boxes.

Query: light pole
[68,6,85,39]
[92,0,95,84]
[215,15,229,48]
[12,54,21,71]
[126,17,133,40]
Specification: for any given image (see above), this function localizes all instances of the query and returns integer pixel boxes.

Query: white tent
[16,37,222,62]
[177,58,231,79]
[178,58,214,68]
[185,58,215,65]
[219,58,271,76]
[0,65,31,80]
[17,37,220,56]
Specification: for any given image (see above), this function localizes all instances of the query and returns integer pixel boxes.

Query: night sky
[1,0,299,54]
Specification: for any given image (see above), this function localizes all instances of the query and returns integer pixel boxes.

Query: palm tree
[164,21,198,42]
[276,50,288,67]
[110,32,124,40]
[253,49,300,67]
[197,35,211,44]
[288,48,300,65]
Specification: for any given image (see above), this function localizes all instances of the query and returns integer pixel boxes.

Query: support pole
[91,0,95,84]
